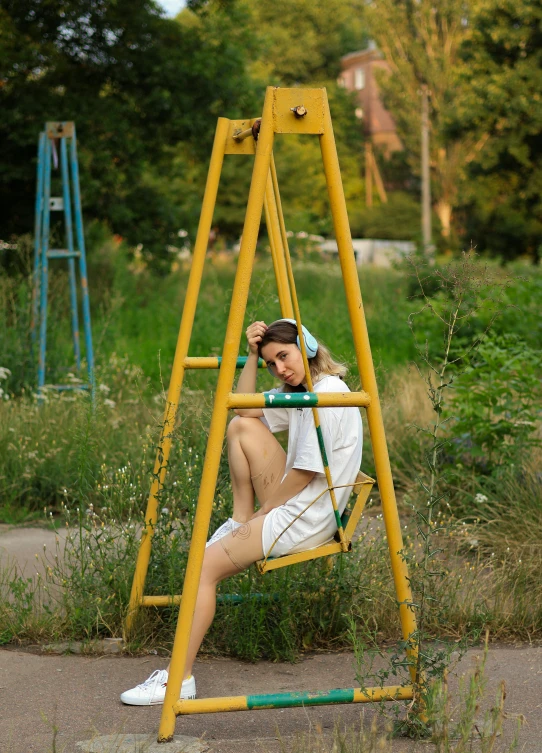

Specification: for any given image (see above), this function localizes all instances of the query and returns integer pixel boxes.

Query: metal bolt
[251,119,262,140]
[291,106,308,118]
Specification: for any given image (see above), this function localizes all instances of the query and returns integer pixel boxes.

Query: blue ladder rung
[39,384,91,392]
[47,248,81,259]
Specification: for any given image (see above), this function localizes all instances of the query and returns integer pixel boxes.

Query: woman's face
[261,341,306,387]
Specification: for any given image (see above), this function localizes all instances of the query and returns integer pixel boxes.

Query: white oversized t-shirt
[260,375,363,557]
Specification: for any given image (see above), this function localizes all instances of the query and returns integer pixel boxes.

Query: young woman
[120,319,363,705]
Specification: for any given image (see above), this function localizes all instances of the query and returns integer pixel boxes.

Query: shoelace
[137,669,166,690]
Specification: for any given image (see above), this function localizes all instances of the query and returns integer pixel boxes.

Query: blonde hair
[258,320,347,389]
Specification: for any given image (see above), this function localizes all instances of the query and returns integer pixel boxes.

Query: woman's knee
[200,543,239,585]
[227,415,262,442]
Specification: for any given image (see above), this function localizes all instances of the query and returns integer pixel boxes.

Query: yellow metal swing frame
[123,87,421,743]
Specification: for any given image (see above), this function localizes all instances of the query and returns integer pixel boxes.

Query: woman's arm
[251,468,316,518]
[234,321,267,417]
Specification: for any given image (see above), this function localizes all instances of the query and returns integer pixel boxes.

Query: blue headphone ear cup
[297,325,319,358]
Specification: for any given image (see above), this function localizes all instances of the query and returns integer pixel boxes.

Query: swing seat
[256,471,374,573]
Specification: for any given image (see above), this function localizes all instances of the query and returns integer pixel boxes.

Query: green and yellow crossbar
[142,593,278,608]
[228,391,370,409]
[174,685,414,715]
[184,356,266,369]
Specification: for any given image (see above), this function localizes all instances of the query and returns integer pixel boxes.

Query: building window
[354,67,365,90]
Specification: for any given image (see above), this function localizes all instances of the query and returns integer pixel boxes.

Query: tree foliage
[166,0,368,242]
[0,0,257,263]
[364,0,541,259]
[243,0,367,85]
[453,0,542,261]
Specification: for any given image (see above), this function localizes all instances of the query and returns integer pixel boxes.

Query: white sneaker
[206,517,242,548]
[120,669,196,706]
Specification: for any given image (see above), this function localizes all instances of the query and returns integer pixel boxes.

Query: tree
[244,0,367,85]
[187,0,368,85]
[171,1,368,242]
[0,0,256,264]
[364,0,480,243]
[453,0,542,261]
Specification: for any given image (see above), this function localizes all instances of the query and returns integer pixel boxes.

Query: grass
[0,250,540,659]
[0,373,540,653]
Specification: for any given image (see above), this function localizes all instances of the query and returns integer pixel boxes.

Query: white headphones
[265,318,319,376]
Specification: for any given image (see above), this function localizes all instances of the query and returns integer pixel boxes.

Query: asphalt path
[1,526,540,753]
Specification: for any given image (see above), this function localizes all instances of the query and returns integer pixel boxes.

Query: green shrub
[446,334,541,476]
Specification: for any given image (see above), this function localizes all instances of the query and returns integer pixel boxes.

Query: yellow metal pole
[318,89,419,681]
[183,356,267,369]
[264,177,293,318]
[269,153,292,271]
[124,118,231,636]
[267,155,298,320]
[157,88,277,742]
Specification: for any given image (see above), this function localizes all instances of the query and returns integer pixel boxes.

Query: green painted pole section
[264,392,319,408]
[247,688,355,710]
[217,357,265,369]
[315,425,329,466]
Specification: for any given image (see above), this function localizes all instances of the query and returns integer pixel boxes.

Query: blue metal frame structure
[32,121,94,398]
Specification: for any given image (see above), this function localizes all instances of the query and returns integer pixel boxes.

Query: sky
[157,0,185,17]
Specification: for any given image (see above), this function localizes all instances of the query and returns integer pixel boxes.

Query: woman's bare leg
[227,416,285,522]
[168,516,266,678]
[166,418,282,680]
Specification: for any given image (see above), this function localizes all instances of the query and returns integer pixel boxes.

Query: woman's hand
[234,320,267,415]
[246,321,267,356]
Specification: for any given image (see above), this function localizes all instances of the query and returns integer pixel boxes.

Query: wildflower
[98,383,111,395]
[0,367,11,379]
[104,398,116,409]
[475,493,488,504]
